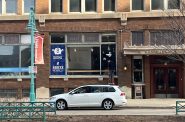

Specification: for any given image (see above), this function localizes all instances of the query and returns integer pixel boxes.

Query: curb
[122,106,175,109]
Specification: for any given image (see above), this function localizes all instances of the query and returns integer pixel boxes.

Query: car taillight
[120,92,125,96]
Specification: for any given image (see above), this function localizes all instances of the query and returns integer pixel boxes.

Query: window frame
[4,0,17,15]
[50,0,63,14]
[103,0,116,12]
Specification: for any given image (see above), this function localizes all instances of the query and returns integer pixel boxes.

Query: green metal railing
[176,101,185,115]
[0,102,56,122]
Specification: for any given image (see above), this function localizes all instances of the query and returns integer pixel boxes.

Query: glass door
[153,67,178,98]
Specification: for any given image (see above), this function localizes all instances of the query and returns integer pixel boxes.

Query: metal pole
[30,23,35,102]
[27,8,36,102]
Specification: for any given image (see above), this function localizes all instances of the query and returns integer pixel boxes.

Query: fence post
[176,101,178,115]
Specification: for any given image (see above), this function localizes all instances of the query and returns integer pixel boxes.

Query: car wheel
[102,99,113,110]
[56,100,67,110]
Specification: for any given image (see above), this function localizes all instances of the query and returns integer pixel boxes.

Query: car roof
[82,85,118,87]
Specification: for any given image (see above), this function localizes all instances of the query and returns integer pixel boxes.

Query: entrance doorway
[153,67,178,98]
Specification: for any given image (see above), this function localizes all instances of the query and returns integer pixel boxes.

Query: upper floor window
[132,31,144,46]
[168,0,180,9]
[6,0,17,14]
[51,0,62,12]
[85,0,96,12]
[24,0,35,13]
[152,0,164,10]
[132,0,144,10]
[70,0,81,12]
[104,0,115,11]
[150,31,184,45]
[151,0,180,10]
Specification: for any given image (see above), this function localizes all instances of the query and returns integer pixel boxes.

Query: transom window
[50,33,116,76]
[24,0,35,13]
[51,0,63,13]
[104,0,115,11]
[0,34,31,77]
[132,0,144,10]
[151,0,180,10]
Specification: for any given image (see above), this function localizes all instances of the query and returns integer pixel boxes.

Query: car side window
[103,87,115,92]
[91,87,102,93]
[73,86,90,94]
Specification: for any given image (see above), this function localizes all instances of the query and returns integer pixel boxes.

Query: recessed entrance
[153,67,178,98]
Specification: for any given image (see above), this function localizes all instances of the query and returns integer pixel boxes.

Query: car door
[88,86,103,107]
[67,86,90,107]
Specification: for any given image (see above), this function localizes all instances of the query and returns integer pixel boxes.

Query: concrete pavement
[126,98,185,108]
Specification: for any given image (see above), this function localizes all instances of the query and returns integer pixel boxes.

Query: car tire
[102,99,114,110]
[56,100,67,110]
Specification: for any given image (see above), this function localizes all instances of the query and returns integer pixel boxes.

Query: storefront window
[50,33,116,76]
[0,34,31,77]
[67,47,100,75]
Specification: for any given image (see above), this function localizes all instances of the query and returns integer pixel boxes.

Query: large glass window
[70,0,81,12]
[6,0,17,14]
[85,0,96,12]
[132,31,144,46]
[51,0,62,12]
[0,34,31,76]
[132,0,144,10]
[24,0,35,13]
[67,47,100,75]
[104,0,115,11]
[50,33,116,76]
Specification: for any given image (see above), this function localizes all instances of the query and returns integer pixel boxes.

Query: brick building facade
[0,0,184,99]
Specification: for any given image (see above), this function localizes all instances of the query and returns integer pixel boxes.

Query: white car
[49,85,127,110]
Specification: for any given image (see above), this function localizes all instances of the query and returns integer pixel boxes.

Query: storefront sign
[35,34,44,64]
[50,45,65,75]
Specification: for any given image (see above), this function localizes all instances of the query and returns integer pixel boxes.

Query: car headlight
[49,97,56,101]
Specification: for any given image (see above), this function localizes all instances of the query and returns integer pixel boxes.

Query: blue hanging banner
[50,45,65,75]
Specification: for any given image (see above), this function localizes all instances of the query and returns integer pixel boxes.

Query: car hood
[52,93,68,98]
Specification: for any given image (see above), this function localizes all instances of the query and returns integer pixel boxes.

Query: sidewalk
[126,98,185,108]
